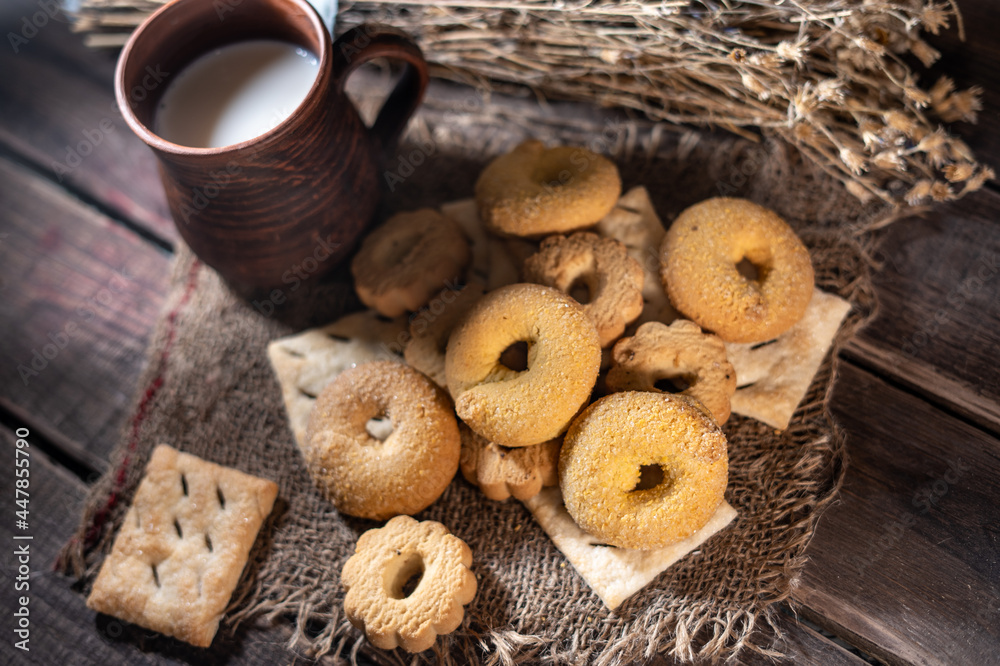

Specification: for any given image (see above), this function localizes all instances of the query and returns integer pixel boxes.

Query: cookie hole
[590,542,618,548]
[366,414,393,441]
[328,333,350,343]
[205,533,213,552]
[216,486,226,509]
[654,374,695,393]
[499,341,529,372]
[298,387,318,399]
[173,518,183,539]
[750,338,778,350]
[180,473,188,496]
[385,552,425,600]
[284,347,306,358]
[151,563,161,588]
[568,277,593,304]
[631,464,665,492]
[736,257,760,282]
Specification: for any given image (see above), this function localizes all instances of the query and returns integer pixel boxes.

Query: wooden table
[1,1,997,663]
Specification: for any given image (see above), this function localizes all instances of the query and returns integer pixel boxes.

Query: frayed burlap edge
[59,83,886,665]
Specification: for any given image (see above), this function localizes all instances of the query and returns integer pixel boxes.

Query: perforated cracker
[726,288,851,430]
[523,487,737,610]
[267,310,407,445]
[86,445,278,647]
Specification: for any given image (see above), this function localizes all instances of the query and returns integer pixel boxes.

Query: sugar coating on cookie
[475,140,621,237]
[445,283,601,448]
[352,208,471,317]
[303,361,460,520]
[560,391,728,550]
[659,197,814,343]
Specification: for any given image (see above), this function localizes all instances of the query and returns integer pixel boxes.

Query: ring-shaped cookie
[303,361,460,520]
[606,320,737,423]
[342,516,477,652]
[522,232,644,347]
[445,283,601,448]
[352,208,471,317]
[659,197,814,343]
[475,140,621,237]
[559,391,728,550]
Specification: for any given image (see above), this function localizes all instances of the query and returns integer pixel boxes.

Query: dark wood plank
[792,363,1000,666]
[845,188,1000,433]
[734,611,870,666]
[0,425,305,665]
[0,0,173,242]
[0,156,170,469]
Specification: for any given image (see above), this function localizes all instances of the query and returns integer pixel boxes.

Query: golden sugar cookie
[475,140,621,237]
[660,197,814,343]
[352,208,471,317]
[445,283,601,448]
[559,391,728,550]
[303,361,460,520]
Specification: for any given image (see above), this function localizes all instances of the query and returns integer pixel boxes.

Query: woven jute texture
[61,81,883,664]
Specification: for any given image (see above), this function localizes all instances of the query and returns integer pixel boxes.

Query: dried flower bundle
[72,0,992,206]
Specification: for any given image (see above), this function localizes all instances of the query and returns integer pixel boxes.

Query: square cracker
[267,310,407,446]
[523,487,737,610]
[86,445,278,647]
[726,288,851,430]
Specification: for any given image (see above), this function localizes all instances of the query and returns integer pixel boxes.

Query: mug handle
[330,24,429,153]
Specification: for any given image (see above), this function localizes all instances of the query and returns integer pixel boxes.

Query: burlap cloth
[60,83,883,664]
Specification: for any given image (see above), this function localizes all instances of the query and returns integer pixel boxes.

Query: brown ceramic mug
[115,0,429,291]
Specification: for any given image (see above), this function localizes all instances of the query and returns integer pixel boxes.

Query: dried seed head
[930,180,953,202]
[903,85,931,108]
[776,38,808,65]
[909,39,940,68]
[840,148,867,175]
[872,150,904,170]
[920,5,951,35]
[905,180,933,205]
[961,167,995,195]
[930,76,956,107]
[883,111,919,137]
[943,162,975,182]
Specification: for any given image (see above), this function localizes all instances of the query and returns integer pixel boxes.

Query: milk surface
[155,40,319,148]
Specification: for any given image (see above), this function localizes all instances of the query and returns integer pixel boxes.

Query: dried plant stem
[71,0,992,207]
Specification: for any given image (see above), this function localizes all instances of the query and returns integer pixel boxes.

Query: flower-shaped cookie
[459,424,560,501]
[606,319,737,423]
[341,516,477,652]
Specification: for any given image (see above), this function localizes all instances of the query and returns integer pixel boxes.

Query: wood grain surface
[794,363,1000,665]
[0,0,998,663]
[0,156,170,469]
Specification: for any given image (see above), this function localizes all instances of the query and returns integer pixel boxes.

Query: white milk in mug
[154,40,319,149]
